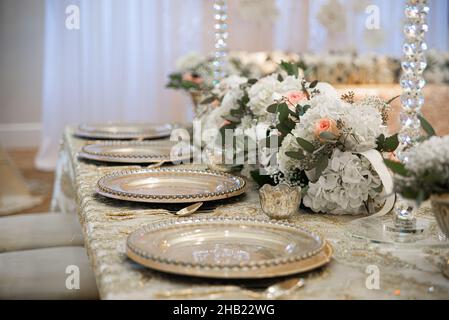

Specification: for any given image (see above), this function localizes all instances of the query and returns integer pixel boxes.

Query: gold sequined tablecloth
[51,126,449,300]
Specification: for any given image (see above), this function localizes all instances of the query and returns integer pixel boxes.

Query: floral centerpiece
[166,52,301,116]
[385,132,449,204]
[200,61,402,215]
[167,51,301,94]
[167,50,449,102]
[384,132,449,237]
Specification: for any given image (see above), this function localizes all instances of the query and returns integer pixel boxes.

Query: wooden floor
[6,148,54,214]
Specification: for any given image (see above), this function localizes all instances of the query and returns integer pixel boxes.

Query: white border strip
[0,122,42,148]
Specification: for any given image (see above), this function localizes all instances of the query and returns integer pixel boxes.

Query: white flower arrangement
[275,92,393,214]
[200,61,400,215]
[303,149,383,215]
[168,50,449,97]
[247,73,307,118]
[200,75,248,145]
[386,135,449,203]
[167,51,301,94]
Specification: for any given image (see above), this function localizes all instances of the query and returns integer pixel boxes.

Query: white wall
[0,0,45,147]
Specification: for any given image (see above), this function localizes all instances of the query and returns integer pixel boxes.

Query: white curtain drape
[36,0,449,170]
[35,0,206,170]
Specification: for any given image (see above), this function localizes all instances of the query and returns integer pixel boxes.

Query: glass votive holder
[259,183,302,219]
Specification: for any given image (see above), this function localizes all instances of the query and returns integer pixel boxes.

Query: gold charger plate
[96,168,247,203]
[74,122,177,140]
[79,140,192,164]
[126,217,332,279]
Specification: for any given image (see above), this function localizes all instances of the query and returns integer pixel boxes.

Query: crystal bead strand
[393,0,430,231]
[213,0,228,87]
[398,0,429,161]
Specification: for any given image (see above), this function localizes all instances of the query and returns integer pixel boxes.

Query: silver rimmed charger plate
[79,140,192,164]
[96,168,247,203]
[126,217,332,279]
[74,122,178,140]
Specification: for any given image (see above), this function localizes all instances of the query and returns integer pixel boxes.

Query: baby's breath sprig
[341,91,355,104]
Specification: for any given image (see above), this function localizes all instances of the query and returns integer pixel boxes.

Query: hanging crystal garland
[398,0,429,160]
[213,0,229,87]
[393,0,430,233]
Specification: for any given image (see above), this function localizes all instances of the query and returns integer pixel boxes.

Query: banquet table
[51,126,449,300]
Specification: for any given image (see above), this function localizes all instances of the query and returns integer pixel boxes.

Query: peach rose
[182,72,203,85]
[220,120,232,128]
[388,152,399,162]
[211,99,220,108]
[314,118,340,141]
[286,91,307,106]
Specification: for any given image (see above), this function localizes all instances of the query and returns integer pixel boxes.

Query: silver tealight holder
[259,184,302,219]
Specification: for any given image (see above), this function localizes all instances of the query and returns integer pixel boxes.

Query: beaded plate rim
[126,216,327,272]
[96,168,247,203]
[74,122,178,140]
[78,140,192,163]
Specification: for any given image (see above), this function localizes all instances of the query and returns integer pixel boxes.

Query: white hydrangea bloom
[277,75,303,93]
[343,102,386,151]
[200,78,246,146]
[405,135,449,175]
[277,93,345,180]
[277,133,301,179]
[289,93,385,152]
[213,75,248,97]
[291,94,348,142]
[303,149,383,215]
[248,74,329,119]
[175,52,206,72]
[276,92,387,212]
[247,74,280,117]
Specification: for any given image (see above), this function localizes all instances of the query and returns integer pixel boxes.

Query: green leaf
[309,80,318,88]
[296,104,311,117]
[221,115,241,123]
[386,95,400,105]
[296,137,315,153]
[319,131,337,141]
[376,133,385,148]
[383,134,399,152]
[247,78,258,85]
[200,96,216,105]
[401,188,419,200]
[416,189,426,206]
[277,103,289,121]
[250,170,276,187]
[285,151,305,160]
[418,115,436,137]
[230,108,244,117]
[303,67,314,77]
[240,94,250,106]
[280,61,299,77]
[266,103,278,113]
[284,118,296,131]
[276,123,291,136]
[315,155,329,178]
[384,159,409,176]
